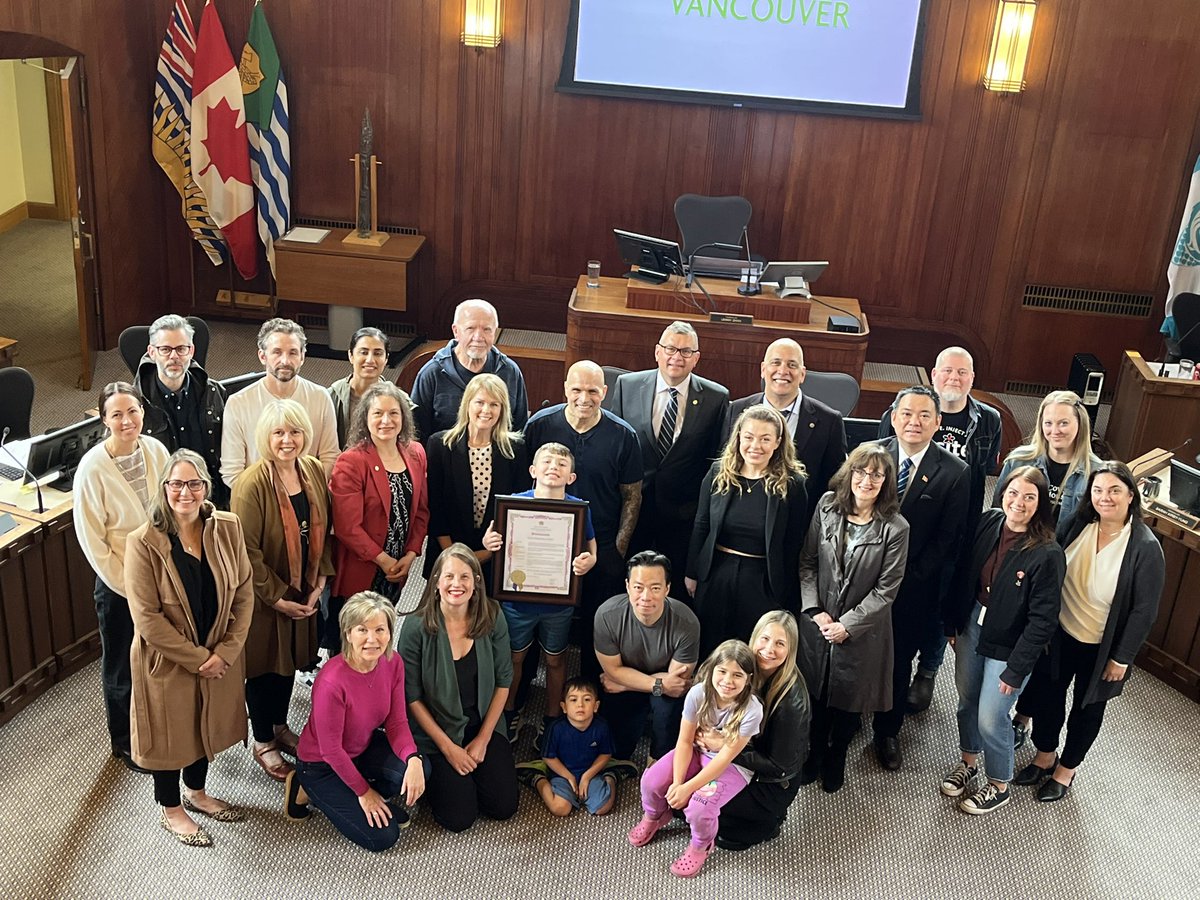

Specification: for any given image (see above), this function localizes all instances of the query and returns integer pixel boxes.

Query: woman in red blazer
[331,383,430,615]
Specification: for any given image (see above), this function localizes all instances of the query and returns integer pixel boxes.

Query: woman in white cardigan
[73,381,170,772]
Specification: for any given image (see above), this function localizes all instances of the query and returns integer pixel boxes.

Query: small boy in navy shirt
[517,677,626,816]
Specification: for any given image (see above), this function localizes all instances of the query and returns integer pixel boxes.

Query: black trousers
[1026,629,1109,769]
[245,672,295,743]
[602,689,686,761]
[873,596,939,739]
[717,778,801,847]
[577,542,626,681]
[628,498,691,602]
[94,578,134,753]
[426,729,518,833]
[152,758,208,808]
[808,695,860,762]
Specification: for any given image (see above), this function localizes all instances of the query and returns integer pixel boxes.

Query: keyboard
[0,462,25,482]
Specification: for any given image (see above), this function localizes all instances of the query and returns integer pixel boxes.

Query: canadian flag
[191,0,258,279]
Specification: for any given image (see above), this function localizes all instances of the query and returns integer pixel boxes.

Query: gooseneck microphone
[685,241,743,288]
[0,426,46,514]
[737,225,761,296]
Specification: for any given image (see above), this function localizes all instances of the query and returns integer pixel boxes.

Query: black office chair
[0,367,35,440]
[844,416,882,452]
[1171,292,1200,361]
[601,366,630,412]
[674,194,753,260]
[118,316,211,376]
[803,370,861,417]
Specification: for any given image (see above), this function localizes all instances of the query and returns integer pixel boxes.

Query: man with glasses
[220,317,340,487]
[872,386,969,771]
[878,347,1001,711]
[609,321,728,585]
[137,315,230,506]
[726,338,847,526]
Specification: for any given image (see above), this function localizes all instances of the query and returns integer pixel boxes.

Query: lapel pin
[691,399,698,405]
[921,475,928,482]
[809,422,815,428]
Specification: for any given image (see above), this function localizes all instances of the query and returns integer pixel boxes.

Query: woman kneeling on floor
[287,591,425,852]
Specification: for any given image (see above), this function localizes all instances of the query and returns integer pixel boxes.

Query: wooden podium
[1106,351,1200,461]
[567,275,868,400]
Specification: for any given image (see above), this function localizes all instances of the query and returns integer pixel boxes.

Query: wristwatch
[652,677,664,697]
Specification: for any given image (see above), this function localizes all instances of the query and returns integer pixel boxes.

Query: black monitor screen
[1169,458,1200,516]
[613,228,684,282]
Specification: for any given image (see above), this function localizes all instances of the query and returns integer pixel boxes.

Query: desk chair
[118,316,211,376]
[844,416,882,452]
[601,366,630,412]
[0,366,35,440]
[803,371,860,417]
[674,194,753,260]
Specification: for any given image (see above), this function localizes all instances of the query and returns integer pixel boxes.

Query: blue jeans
[954,602,1029,784]
[296,731,408,852]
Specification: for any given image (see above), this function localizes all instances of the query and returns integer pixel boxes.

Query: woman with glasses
[328,327,391,449]
[684,405,808,660]
[74,382,171,773]
[797,444,909,793]
[941,466,1064,815]
[231,399,334,783]
[124,449,254,845]
[1015,461,1163,802]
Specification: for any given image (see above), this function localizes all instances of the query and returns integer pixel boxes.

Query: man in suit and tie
[872,386,970,771]
[726,338,847,524]
[609,322,729,585]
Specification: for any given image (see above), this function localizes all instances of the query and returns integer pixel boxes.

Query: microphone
[1158,316,1200,376]
[737,226,760,296]
[0,426,46,514]
[685,241,743,288]
[1130,436,1193,479]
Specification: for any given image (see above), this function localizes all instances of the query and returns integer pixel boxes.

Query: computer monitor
[220,371,266,396]
[759,261,829,287]
[1169,458,1200,516]
[613,229,684,284]
[24,415,108,487]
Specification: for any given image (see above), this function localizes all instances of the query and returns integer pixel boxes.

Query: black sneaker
[503,709,521,744]
[959,782,1010,815]
[604,759,641,781]
[940,760,978,797]
[515,760,550,790]
[1012,719,1029,751]
[533,716,559,755]
[393,802,412,830]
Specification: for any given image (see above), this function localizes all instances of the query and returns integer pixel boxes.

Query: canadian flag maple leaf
[198,97,251,183]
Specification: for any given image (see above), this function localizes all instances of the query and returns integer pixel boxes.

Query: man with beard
[220,318,340,487]
[878,347,1001,711]
[410,298,529,439]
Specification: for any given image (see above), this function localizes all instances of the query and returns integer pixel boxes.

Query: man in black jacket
[136,314,229,507]
[878,347,1001,710]
[872,386,969,770]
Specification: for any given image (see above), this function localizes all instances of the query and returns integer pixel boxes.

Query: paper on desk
[281,227,330,244]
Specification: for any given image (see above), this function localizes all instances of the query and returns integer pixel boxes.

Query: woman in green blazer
[399,543,517,832]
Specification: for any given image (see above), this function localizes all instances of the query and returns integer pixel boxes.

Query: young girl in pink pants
[628,640,762,878]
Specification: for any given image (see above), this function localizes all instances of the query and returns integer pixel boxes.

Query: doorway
[0,52,100,417]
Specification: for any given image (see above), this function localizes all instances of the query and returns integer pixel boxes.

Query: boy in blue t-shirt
[484,442,597,745]
[517,677,622,816]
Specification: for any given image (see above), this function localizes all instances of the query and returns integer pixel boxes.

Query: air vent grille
[293,216,419,237]
[1022,284,1153,318]
[1004,380,1059,397]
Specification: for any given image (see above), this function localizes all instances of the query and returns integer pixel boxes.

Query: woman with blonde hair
[288,591,426,851]
[993,390,1101,526]
[685,405,808,659]
[798,443,909,793]
[398,543,517,833]
[713,610,810,850]
[424,373,529,581]
[231,399,334,782]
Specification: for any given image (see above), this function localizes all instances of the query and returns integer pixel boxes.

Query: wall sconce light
[463,0,503,48]
[983,0,1037,92]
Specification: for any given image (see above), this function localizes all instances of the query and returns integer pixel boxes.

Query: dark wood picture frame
[490,494,588,607]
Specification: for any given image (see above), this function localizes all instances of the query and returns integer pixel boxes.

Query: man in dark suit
[872,385,970,771]
[726,338,847,524]
[609,321,729,584]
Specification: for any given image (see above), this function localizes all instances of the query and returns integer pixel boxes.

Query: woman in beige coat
[126,449,254,846]
[231,399,335,782]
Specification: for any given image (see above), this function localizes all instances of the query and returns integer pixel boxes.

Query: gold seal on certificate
[492,495,588,606]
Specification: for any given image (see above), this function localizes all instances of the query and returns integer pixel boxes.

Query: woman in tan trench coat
[798,443,909,794]
[126,449,254,846]
[231,399,335,783]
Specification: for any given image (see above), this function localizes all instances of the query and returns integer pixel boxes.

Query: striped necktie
[897,457,913,498]
[657,388,679,457]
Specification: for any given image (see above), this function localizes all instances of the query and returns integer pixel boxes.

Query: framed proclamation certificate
[491,495,588,606]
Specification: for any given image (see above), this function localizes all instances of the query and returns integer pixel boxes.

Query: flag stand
[343,153,389,247]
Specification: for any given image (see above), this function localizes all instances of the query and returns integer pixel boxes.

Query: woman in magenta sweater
[287,592,425,851]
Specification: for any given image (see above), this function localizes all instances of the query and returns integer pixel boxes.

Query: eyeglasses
[153,345,193,358]
[657,343,698,359]
[851,467,887,483]
[165,479,206,493]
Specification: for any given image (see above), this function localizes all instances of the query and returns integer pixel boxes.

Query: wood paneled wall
[5,0,1200,390]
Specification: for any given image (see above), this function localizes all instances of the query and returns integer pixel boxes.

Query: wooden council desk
[567,276,868,399]
[0,482,98,726]
[273,228,426,312]
[1106,351,1200,461]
